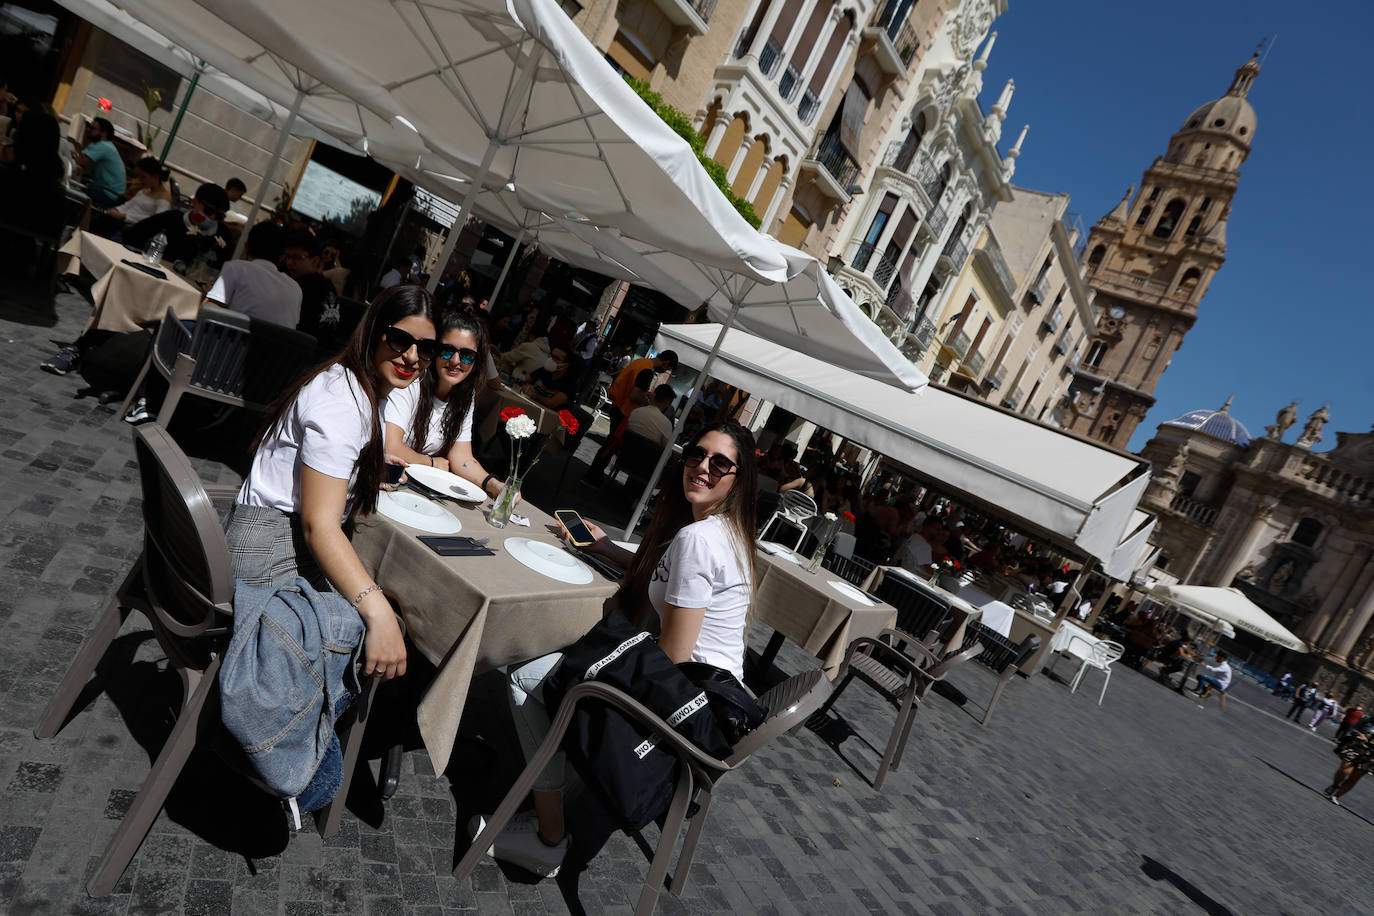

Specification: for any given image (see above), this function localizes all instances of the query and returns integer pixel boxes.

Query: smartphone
[555,509,597,547]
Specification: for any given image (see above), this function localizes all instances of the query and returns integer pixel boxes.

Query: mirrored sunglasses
[438,345,478,365]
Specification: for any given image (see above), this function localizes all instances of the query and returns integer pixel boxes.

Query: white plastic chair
[759,489,818,552]
[832,531,856,559]
[1067,637,1124,706]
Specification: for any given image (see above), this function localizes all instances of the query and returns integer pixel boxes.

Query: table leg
[754,631,787,673]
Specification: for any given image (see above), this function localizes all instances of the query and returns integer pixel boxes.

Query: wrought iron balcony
[1169,493,1220,527]
[779,63,801,101]
[985,363,1007,390]
[938,236,969,273]
[865,0,922,75]
[885,280,911,318]
[924,204,948,238]
[758,38,783,77]
[649,0,715,32]
[910,314,936,350]
[797,88,820,124]
[1002,387,1024,412]
[1027,276,1049,304]
[1052,331,1071,356]
[809,131,859,195]
[1042,310,1062,334]
[941,328,971,361]
[964,348,986,376]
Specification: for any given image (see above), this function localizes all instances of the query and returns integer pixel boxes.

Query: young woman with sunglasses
[473,421,758,877]
[225,285,439,681]
[382,309,508,501]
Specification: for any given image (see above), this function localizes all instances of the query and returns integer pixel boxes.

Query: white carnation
[506,414,537,439]
[823,512,837,522]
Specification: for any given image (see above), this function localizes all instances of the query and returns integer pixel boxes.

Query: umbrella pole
[234,86,305,260]
[158,66,201,165]
[486,225,527,311]
[1052,561,1098,628]
[624,299,742,536]
[427,136,501,294]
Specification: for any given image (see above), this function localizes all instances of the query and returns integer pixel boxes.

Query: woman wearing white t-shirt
[472,420,759,877]
[226,285,439,680]
[382,309,505,501]
[104,156,173,227]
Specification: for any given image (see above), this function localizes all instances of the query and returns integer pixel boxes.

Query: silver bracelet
[351,584,382,607]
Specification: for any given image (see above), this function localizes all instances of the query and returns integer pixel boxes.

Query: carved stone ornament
[1296,406,1330,448]
[951,0,996,59]
[933,64,972,119]
[1236,563,1257,581]
[1264,401,1298,440]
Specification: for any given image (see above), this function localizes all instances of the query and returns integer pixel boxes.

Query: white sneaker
[467,812,567,878]
[124,400,152,425]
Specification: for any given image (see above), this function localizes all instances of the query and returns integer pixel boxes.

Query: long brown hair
[410,308,490,458]
[620,420,758,628]
[255,284,435,516]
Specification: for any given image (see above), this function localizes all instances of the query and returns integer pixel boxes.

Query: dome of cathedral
[1178,56,1260,145]
[1163,398,1251,447]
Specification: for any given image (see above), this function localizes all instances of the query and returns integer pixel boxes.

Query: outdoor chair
[607,430,664,493]
[955,623,1042,726]
[832,531,857,559]
[822,550,877,588]
[553,405,595,494]
[118,305,317,429]
[456,669,832,915]
[872,573,953,649]
[811,630,985,790]
[0,184,89,300]
[1049,636,1124,706]
[760,489,818,552]
[32,424,383,895]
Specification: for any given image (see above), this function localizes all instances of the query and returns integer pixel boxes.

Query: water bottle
[145,231,167,267]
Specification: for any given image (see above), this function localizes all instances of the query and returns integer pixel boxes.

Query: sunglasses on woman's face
[438,344,478,365]
[381,325,440,362]
[682,444,737,480]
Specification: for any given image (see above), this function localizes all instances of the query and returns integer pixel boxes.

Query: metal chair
[811,630,985,790]
[607,430,665,493]
[821,550,877,588]
[760,489,818,552]
[957,623,1042,725]
[872,573,954,649]
[119,305,317,429]
[1060,636,1124,706]
[455,669,832,915]
[32,424,381,895]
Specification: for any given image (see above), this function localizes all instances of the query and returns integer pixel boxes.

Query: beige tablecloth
[58,231,204,333]
[351,497,618,772]
[753,549,897,672]
[871,566,984,655]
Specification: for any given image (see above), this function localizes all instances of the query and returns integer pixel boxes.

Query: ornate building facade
[1066,56,1261,449]
[1138,403,1374,705]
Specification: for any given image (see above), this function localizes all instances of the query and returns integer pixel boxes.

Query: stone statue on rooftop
[1296,406,1330,448]
[1264,401,1298,440]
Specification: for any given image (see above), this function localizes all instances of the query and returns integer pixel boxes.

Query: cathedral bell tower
[1065,55,1259,449]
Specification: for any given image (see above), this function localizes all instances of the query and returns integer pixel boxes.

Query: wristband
[429,456,435,467]
[482,473,498,494]
[351,584,382,607]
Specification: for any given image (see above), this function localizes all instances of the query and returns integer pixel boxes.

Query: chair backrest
[779,489,817,520]
[832,531,856,559]
[965,621,1037,674]
[1096,640,1125,665]
[152,307,194,376]
[874,574,952,643]
[188,305,318,409]
[727,669,831,765]
[618,431,664,480]
[132,424,235,635]
[821,550,875,587]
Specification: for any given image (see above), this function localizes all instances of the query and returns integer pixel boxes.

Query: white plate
[405,464,488,502]
[376,490,463,534]
[505,537,594,585]
[827,579,877,606]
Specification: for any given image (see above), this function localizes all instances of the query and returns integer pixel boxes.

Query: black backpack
[543,611,764,830]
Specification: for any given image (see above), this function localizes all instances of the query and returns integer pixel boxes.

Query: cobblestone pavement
[0,284,1368,915]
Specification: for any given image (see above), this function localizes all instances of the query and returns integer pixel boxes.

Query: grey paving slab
[0,280,1369,914]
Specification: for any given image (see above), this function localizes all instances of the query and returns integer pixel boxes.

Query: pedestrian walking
[1274,672,1293,697]
[1323,718,1374,806]
[1310,693,1339,730]
[1337,706,1365,741]
[1287,683,1319,723]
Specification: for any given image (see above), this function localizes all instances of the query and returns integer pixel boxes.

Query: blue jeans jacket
[220,577,364,806]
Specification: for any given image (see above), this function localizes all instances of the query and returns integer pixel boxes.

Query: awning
[655,323,1150,565]
[1102,510,1157,582]
[1148,584,1307,652]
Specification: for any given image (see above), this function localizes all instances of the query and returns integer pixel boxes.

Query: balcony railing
[940,236,969,271]
[1003,387,1024,412]
[985,363,1007,390]
[885,279,911,317]
[944,328,971,361]
[1091,266,1189,305]
[1169,493,1220,527]
[1297,457,1374,508]
[1042,310,1062,334]
[924,205,948,238]
[813,131,859,192]
[690,0,717,23]
[1053,331,1071,356]
[964,348,986,376]
[910,314,936,350]
[974,241,1016,298]
[1027,276,1049,304]
[797,88,820,124]
[758,38,783,77]
[779,63,801,101]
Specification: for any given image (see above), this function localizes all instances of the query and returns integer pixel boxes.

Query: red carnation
[558,409,579,436]
[96,97,113,113]
[843,511,855,523]
[499,406,526,422]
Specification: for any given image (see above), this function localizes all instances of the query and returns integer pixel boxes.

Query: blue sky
[974,0,1373,453]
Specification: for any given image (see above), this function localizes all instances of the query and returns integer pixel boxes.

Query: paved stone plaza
[0,286,1368,915]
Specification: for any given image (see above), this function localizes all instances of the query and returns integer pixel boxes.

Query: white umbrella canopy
[136,0,786,285]
[1148,584,1307,652]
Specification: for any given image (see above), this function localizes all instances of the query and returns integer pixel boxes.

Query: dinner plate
[405,464,488,502]
[505,537,594,585]
[375,490,463,534]
[827,579,877,606]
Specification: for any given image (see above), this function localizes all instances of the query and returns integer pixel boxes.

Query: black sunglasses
[381,325,440,362]
[438,344,478,365]
[682,444,737,480]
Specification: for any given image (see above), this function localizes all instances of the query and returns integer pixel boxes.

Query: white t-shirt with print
[646,514,751,682]
[237,364,376,513]
[383,383,474,456]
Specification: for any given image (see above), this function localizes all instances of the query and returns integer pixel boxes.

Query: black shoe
[40,346,80,375]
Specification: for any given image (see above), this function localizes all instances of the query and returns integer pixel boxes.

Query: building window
[1135,205,1152,227]
[1179,471,1201,497]
[1198,196,1212,213]
[1086,340,1109,368]
[1153,199,1186,239]
[854,194,898,269]
[1185,216,1202,236]
[893,111,926,171]
[1088,244,1106,267]
[1293,518,1323,547]
[1148,187,1160,202]
[1179,267,1201,291]
[607,29,657,82]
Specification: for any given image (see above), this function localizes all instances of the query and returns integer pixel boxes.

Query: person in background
[1337,705,1365,741]
[1309,693,1340,731]
[1324,717,1374,806]
[321,240,341,272]
[226,286,435,686]
[584,349,678,482]
[624,383,676,447]
[1287,682,1320,724]
[525,347,578,410]
[501,335,554,382]
[379,256,408,289]
[0,99,64,249]
[1193,651,1231,700]
[281,231,342,348]
[97,156,173,235]
[224,176,248,212]
[74,117,125,207]
[122,181,231,268]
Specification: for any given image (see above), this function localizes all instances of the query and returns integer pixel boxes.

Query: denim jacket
[220,578,364,802]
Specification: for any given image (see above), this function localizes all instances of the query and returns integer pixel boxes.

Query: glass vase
[488,473,521,529]
[805,519,840,574]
